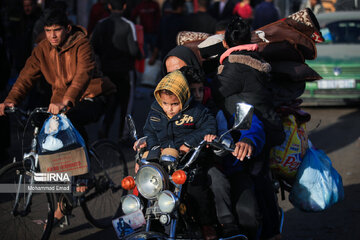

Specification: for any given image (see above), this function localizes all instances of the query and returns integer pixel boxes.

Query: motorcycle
[113,102,255,240]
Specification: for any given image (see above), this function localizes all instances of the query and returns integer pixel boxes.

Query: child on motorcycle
[137,70,218,240]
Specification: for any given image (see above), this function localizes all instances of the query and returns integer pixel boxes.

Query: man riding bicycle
[0,7,116,226]
[0,8,115,135]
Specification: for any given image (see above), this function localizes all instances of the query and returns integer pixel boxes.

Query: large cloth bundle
[251,8,324,107]
[177,8,324,107]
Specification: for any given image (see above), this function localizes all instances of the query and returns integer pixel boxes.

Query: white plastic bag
[141,58,161,87]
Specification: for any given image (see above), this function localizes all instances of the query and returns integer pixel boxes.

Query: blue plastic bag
[289,142,344,212]
[38,114,86,154]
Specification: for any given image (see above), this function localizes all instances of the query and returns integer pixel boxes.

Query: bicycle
[0,107,128,240]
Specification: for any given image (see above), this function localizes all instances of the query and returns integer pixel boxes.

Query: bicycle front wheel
[0,162,55,240]
[81,139,128,229]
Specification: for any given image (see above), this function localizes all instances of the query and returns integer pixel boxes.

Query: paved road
[3,86,360,240]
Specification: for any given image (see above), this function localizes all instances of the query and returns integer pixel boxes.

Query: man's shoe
[201,225,218,240]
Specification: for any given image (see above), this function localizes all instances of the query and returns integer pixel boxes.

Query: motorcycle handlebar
[182,140,235,169]
[206,141,235,152]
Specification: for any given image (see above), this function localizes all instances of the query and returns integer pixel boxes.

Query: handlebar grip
[208,141,225,151]
[35,107,49,112]
[228,143,235,152]
[4,106,16,113]
[207,140,235,152]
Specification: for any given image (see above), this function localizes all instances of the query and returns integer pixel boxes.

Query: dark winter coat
[214,44,285,147]
[91,12,140,74]
[144,70,216,150]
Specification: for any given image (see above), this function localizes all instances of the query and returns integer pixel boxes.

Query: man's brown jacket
[5,25,115,106]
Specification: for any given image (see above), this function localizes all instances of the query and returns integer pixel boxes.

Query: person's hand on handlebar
[48,103,67,114]
[0,102,14,116]
[135,163,140,174]
[204,134,217,148]
[47,99,72,114]
[133,140,147,151]
[204,134,217,142]
[233,141,252,161]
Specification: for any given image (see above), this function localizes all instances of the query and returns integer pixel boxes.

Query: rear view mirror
[126,114,138,140]
[233,102,253,130]
[218,102,254,141]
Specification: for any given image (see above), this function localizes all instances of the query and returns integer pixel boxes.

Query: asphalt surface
[2,85,360,240]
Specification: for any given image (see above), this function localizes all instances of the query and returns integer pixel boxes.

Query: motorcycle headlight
[136,164,166,199]
[121,194,141,215]
[158,190,178,213]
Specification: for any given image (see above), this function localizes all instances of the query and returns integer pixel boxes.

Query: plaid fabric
[154,70,190,110]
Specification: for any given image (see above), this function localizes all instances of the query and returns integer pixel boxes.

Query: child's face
[160,93,181,118]
[190,83,204,103]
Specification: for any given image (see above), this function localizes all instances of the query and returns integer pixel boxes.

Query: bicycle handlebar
[4,106,67,130]
[5,106,48,115]
[5,106,68,116]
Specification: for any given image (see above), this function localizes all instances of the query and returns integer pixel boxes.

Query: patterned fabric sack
[176,31,210,46]
[285,8,324,43]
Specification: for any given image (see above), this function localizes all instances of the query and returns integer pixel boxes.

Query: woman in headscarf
[162,45,202,76]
